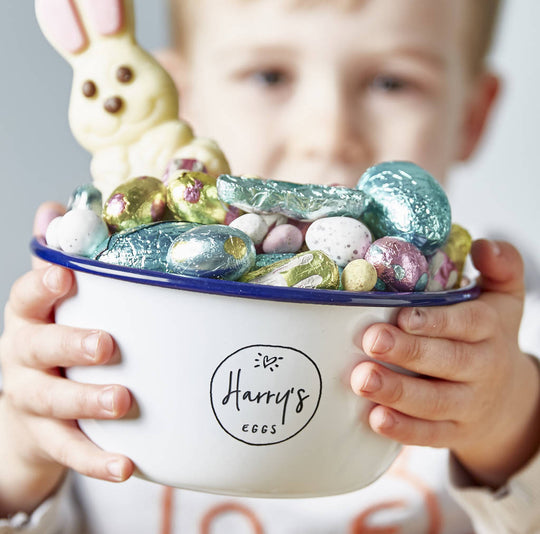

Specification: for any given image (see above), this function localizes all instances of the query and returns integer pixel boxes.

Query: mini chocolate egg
[57,209,109,257]
[167,225,255,280]
[45,216,64,249]
[305,217,372,268]
[67,183,103,214]
[443,224,472,285]
[365,236,428,292]
[341,259,378,292]
[241,250,340,290]
[262,224,304,254]
[163,158,207,185]
[217,175,368,221]
[426,250,458,291]
[167,171,232,225]
[103,176,167,232]
[229,213,269,245]
[357,161,451,255]
[96,221,198,272]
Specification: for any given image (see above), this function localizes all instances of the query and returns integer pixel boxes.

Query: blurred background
[0,0,539,327]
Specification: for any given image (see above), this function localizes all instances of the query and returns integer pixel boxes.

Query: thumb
[471,239,525,297]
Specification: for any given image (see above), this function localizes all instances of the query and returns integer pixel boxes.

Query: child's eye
[251,69,290,88]
[369,74,411,93]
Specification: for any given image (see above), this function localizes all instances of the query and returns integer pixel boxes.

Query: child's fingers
[366,405,458,448]
[15,325,115,369]
[471,239,525,297]
[396,300,496,342]
[37,419,134,482]
[9,372,132,421]
[351,361,472,422]
[360,324,487,381]
[31,202,66,269]
[6,266,74,324]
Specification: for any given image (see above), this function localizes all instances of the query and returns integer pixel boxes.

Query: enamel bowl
[32,238,479,498]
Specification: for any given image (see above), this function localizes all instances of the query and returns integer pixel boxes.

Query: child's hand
[0,204,134,516]
[351,239,540,488]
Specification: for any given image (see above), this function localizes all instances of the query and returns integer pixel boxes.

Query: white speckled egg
[229,213,269,245]
[57,209,109,257]
[305,217,372,267]
[45,216,64,250]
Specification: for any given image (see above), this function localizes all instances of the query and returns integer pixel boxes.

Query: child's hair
[168,0,502,76]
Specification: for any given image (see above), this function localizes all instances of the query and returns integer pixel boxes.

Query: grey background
[0,0,539,328]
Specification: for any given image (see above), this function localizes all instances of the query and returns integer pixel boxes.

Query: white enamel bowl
[32,238,480,498]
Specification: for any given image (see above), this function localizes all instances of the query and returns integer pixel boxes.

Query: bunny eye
[116,66,134,84]
[82,80,97,98]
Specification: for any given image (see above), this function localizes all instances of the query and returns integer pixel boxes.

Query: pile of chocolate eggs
[45,160,472,293]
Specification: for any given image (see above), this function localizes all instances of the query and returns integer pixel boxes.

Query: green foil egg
[167,171,232,224]
[103,176,167,232]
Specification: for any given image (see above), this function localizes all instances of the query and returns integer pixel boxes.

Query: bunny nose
[104,96,123,114]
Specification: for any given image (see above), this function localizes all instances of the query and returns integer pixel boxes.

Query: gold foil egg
[442,224,472,285]
[103,176,167,232]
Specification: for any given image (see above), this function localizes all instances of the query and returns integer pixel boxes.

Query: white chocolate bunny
[35,0,230,200]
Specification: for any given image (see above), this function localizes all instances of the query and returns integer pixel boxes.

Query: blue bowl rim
[31,237,481,307]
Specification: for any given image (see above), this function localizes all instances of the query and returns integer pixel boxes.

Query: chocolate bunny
[35,0,230,200]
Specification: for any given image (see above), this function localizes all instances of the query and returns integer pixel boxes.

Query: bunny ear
[82,0,125,36]
[35,0,88,55]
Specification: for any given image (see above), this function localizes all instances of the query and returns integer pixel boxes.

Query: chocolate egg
[67,183,103,214]
[426,250,458,291]
[229,213,269,245]
[262,224,304,254]
[167,171,234,225]
[103,176,167,232]
[57,209,109,257]
[167,225,255,280]
[443,224,472,285]
[305,217,372,268]
[96,221,198,272]
[357,161,451,255]
[365,236,428,292]
[241,250,340,290]
[341,259,378,292]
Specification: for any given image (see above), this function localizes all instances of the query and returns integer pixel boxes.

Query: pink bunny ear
[36,0,88,54]
[83,0,125,36]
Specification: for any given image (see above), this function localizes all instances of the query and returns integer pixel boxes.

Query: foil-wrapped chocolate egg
[57,209,109,257]
[241,250,340,289]
[365,236,428,292]
[96,221,198,272]
[167,225,255,280]
[443,224,472,285]
[305,217,372,268]
[103,176,167,232]
[67,183,103,214]
[167,171,234,225]
[426,250,458,291]
[163,158,207,185]
[357,161,451,255]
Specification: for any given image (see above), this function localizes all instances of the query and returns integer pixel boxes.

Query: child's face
[174,0,497,188]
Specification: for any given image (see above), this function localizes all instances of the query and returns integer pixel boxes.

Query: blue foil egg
[167,225,256,280]
[357,161,451,255]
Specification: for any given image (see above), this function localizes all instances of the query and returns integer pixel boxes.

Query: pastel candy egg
[357,161,451,255]
[262,224,304,254]
[426,250,458,291]
[67,183,103,214]
[57,209,109,257]
[167,225,255,280]
[365,236,428,292]
[305,217,372,268]
[45,216,64,249]
[241,250,340,290]
[103,176,167,233]
[341,259,378,292]
[167,171,232,225]
[229,213,269,245]
[96,221,198,272]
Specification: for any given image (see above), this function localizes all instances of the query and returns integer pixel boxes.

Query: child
[1,0,539,532]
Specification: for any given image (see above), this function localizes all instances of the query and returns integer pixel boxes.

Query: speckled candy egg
[103,176,167,232]
[229,213,269,245]
[357,161,451,255]
[262,224,304,254]
[167,225,255,280]
[305,217,372,268]
[365,237,429,292]
[341,259,378,292]
[56,209,109,257]
[167,171,235,225]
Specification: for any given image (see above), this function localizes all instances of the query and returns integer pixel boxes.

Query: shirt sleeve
[0,474,81,534]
